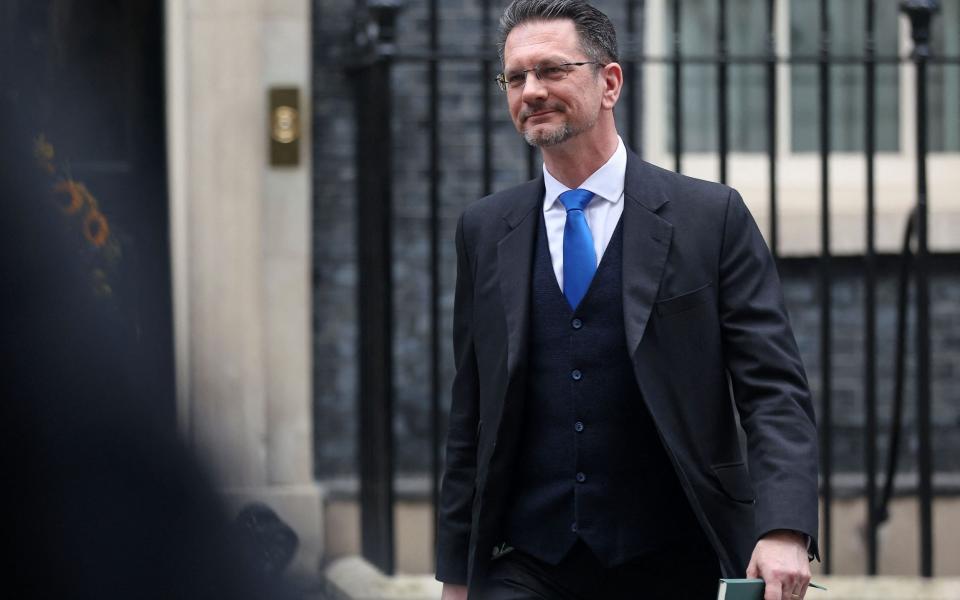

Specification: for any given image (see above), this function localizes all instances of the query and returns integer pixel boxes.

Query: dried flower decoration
[34,134,121,296]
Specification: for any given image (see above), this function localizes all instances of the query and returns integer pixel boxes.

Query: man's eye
[541,66,566,79]
[507,73,525,86]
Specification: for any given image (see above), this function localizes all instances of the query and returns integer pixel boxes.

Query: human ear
[600,62,624,109]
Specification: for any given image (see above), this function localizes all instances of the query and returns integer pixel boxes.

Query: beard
[519,104,597,148]
[523,122,576,147]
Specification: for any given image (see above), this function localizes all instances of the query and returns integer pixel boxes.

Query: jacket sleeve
[717,189,821,560]
[435,214,481,583]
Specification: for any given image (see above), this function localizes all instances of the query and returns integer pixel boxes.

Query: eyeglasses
[495,61,604,92]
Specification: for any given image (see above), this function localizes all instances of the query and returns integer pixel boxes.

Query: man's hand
[441,583,468,600]
[746,530,811,600]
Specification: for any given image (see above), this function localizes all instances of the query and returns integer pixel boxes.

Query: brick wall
[781,257,960,476]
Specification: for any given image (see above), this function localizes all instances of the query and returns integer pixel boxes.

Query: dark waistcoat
[504,213,705,566]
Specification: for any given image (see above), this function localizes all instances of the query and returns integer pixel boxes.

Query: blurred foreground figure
[1,93,297,600]
[1,4,297,598]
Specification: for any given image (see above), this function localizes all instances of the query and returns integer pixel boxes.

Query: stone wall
[167,0,323,573]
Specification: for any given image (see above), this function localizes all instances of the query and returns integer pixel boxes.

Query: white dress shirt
[542,136,627,291]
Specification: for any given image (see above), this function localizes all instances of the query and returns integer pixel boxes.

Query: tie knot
[559,189,594,213]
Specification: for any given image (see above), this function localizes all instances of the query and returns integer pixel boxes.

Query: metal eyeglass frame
[495,61,604,91]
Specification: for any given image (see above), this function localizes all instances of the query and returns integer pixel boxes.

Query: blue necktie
[559,189,597,310]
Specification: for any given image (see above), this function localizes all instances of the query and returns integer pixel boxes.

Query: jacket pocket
[711,462,755,504]
[655,282,713,318]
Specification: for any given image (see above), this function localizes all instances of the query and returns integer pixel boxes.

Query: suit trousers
[477,538,721,600]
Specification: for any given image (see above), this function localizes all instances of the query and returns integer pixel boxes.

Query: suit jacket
[435,150,819,590]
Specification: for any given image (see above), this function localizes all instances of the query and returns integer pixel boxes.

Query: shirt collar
[543,136,627,212]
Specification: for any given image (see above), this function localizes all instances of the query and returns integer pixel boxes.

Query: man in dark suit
[435,2,819,599]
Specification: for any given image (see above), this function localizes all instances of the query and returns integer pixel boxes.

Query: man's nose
[520,72,548,103]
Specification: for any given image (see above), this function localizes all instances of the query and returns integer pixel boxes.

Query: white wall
[642,0,960,256]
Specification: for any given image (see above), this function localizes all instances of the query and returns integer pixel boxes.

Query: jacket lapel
[622,154,673,357]
[497,177,543,382]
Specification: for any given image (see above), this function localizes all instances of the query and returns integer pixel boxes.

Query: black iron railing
[346,0,955,577]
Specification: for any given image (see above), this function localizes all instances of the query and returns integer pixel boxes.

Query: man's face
[502,19,605,147]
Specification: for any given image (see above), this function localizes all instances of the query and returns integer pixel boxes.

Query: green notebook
[717,579,827,599]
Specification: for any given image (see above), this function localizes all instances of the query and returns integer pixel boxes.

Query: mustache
[520,103,565,121]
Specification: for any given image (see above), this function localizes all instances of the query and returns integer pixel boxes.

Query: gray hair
[497,0,619,66]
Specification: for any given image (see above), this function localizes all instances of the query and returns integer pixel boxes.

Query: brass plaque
[269,87,300,166]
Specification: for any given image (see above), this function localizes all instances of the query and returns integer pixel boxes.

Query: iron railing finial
[354,0,404,60]
[900,0,940,58]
